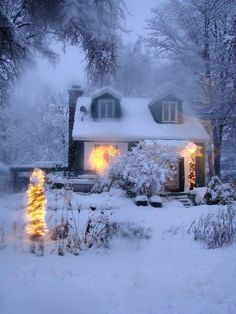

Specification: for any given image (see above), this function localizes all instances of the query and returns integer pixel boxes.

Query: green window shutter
[115,100,122,118]
[149,101,163,123]
[178,101,183,123]
[75,141,84,175]
[91,99,99,119]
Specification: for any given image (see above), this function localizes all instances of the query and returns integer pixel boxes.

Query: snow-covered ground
[0,189,236,314]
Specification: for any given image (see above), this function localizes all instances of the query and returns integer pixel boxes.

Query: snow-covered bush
[84,213,111,249]
[189,205,236,249]
[50,222,70,240]
[111,221,152,241]
[190,187,207,205]
[204,176,234,205]
[83,211,152,249]
[106,141,178,197]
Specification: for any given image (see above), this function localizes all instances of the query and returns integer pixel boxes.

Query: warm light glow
[25,169,47,239]
[186,143,202,189]
[90,145,119,173]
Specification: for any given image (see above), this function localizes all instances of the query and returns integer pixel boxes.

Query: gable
[149,94,183,124]
[91,92,122,119]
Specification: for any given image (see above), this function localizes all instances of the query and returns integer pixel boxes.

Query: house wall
[73,140,206,191]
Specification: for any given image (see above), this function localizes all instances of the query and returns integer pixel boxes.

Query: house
[68,86,211,192]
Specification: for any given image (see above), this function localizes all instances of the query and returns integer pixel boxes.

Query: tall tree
[147,0,236,177]
[0,0,125,102]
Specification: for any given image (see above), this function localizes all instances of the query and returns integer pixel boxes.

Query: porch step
[161,192,193,208]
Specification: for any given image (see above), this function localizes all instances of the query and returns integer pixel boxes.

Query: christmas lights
[186,144,202,189]
[25,169,47,242]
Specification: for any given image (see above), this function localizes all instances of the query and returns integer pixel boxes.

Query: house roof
[91,86,122,100]
[73,96,210,142]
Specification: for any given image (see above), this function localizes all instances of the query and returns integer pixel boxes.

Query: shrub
[189,205,236,249]
[204,176,234,205]
[83,211,152,249]
[103,141,178,197]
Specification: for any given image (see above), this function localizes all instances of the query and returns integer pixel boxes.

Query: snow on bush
[204,176,234,205]
[84,211,152,249]
[135,195,148,202]
[190,187,207,205]
[189,205,236,249]
[149,195,162,203]
[97,141,178,197]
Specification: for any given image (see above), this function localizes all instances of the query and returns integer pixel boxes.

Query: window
[90,145,119,173]
[98,99,115,118]
[162,101,178,122]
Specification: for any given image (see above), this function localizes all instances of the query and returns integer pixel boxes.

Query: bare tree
[147,0,236,177]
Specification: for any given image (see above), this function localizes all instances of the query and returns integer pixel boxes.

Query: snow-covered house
[68,86,210,191]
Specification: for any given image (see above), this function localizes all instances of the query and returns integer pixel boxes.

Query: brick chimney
[68,85,83,174]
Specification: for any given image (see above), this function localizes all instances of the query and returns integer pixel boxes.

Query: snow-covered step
[161,192,194,208]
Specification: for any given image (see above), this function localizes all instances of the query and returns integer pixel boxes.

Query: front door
[166,158,184,192]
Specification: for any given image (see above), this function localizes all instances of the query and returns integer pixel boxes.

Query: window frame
[98,99,115,119]
[162,101,178,123]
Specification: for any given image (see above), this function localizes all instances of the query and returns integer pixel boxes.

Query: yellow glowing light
[185,143,202,189]
[90,145,119,173]
[25,168,47,239]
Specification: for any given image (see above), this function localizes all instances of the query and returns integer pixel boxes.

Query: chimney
[68,85,83,174]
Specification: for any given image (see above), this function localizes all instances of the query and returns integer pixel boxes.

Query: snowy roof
[73,96,210,142]
[91,86,122,100]
[149,82,184,105]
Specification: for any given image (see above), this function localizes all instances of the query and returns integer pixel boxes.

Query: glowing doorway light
[90,145,119,173]
[186,143,202,189]
[25,168,47,240]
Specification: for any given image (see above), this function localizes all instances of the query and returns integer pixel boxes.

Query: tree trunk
[212,122,223,177]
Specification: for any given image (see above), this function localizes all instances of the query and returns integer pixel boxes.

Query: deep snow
[0,190,236,314]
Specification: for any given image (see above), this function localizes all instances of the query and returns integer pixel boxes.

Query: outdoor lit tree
[25,168,47,254]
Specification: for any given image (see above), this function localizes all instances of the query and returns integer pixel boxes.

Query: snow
[1,190,236,314]
[0,162,9,172]
[149,195,162,202]
[73,96,210,142]
[135,195,148,201]
[191,187,207,205]
[91,86,122,100]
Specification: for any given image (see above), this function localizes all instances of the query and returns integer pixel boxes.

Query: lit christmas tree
[25,168,47,254]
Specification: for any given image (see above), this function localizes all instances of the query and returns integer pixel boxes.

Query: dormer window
[98,99,115,118]
[162,101,178,122]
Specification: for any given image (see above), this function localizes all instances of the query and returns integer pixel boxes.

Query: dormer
[149,94,183,124]
[90,87,122,120]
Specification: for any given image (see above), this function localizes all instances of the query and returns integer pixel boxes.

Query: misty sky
[22,1,160,93]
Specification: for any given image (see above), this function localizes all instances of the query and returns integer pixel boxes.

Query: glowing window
[90,145,119,173]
